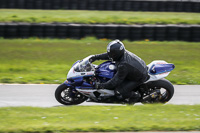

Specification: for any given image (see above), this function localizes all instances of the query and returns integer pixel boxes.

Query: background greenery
[0,104,200,133]
[0,9,199,85]
[0,9,200,24]
[0,37,199,84]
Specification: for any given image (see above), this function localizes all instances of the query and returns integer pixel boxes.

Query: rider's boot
[114,91,125,103]
[128,92,141,103]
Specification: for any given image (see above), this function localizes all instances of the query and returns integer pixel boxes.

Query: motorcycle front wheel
[55,83,87,105]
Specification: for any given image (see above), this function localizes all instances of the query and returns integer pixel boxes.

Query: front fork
[63,80,78,97]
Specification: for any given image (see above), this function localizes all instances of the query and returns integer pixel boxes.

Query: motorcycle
[55,55,175,105]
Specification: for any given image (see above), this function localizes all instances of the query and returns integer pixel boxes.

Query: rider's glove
[95,82,104,89]
[89,55,96,63]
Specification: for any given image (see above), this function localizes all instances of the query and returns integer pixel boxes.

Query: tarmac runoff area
[0,84,200,133]
[0,84,200,107]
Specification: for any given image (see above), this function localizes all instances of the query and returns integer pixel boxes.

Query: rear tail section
[146,60,175,82]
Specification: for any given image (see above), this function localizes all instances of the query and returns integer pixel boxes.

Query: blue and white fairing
[63,56,116,98]
[64,56,95,87]
[64,56,116,87]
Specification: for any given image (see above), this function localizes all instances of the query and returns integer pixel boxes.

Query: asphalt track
[0,84,200,107]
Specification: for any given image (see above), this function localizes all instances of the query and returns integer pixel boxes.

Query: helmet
[107,40,125,61]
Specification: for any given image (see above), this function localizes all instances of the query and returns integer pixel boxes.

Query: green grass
[0,37,200,84]
[0,105,200,132]
[0,9,200,24]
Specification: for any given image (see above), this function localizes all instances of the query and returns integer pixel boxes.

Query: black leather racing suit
[94,50,149,99]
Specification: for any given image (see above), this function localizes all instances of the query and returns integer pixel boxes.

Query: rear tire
[55,83,87,105]
[145,78,174,103]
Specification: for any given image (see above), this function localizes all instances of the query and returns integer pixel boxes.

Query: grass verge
[0,9,200,24]
[0,37,200,84]
[0,104,200,132]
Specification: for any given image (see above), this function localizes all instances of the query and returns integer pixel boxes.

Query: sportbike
[55,55,175,105]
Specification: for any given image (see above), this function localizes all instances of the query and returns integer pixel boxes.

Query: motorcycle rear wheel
[143,78,174,103]
[55,83,87,105]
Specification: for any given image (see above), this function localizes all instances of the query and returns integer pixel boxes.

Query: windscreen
[74,56,93,72]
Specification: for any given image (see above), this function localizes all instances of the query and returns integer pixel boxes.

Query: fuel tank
[95,61,116,79]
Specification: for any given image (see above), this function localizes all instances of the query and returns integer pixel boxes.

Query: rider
[89,39,149,102]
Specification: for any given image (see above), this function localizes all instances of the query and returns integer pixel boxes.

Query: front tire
[55,83,87,105]
[144,78,174,103]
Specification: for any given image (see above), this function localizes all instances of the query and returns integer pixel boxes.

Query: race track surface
[0,84,199,107]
